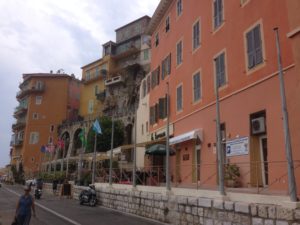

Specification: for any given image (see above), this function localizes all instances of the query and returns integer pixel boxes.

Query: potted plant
[224,164,241,188]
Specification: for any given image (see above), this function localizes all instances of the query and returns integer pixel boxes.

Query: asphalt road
[0,185,164,225]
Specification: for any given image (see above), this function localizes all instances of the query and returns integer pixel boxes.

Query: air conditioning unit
[251,117,266,135]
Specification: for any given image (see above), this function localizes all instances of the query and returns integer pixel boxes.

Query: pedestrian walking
[52,179,58,195]
[15,185,36,225]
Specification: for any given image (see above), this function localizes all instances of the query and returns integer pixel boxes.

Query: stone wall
[70,184,300,225]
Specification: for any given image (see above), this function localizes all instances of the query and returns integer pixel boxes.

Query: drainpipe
[166,82,171,191]
[109,115,115,186]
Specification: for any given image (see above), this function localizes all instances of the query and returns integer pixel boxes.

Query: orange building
[147,0,300,194]
[11,73,81,177]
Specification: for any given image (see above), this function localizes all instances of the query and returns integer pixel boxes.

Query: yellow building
[80,54,115,119]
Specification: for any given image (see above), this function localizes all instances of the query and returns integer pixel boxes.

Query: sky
[0,0,160,168]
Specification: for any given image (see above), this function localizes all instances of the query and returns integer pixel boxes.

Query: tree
[86,116,124,153]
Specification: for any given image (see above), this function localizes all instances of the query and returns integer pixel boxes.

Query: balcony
[11,139,23,147]
[113,46,139,60]
[12,120,26,131]
[82,69,107,85]
[14,105,28,117]
[17,83,45,99]
[96,90,106,102]
[105,76,124,86]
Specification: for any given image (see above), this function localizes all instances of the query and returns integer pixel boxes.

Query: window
[36,81,43,90]
[176,85,183,112]
[246,24,263,69]
[142,124,144,135]
[143,49,149,61]
[88,100,94,114]
[50,125,55,132]
[177,0,183,16]
[35,96,42,105]
[213,0,223,29]
[147,76,151,93]
[155,33,159,47]
[193,21,201,50]
[146,122,149,132]
[193,72,201,102]
[95,85,99,95]
[150,106,157,125]
[95,67,100,77]
[158,95,168,119]
[165,16,170,32]
[29,132,39,145]
[162,54,171,80]
[151,67,160,89]
[32,113,39,120]
[176,40,183,66]
[142,80,146,98]
[214,52,226,88]
[86,71,91,81]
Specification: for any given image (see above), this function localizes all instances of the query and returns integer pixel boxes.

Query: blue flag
[93,119,102,134]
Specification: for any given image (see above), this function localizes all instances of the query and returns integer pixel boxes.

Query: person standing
[15,186,36,225]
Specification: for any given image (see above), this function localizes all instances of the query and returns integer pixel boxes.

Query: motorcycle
[79,185,97,207]
[34,188,42,199]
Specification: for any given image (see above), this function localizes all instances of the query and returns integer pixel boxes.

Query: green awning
[145,144,175,156]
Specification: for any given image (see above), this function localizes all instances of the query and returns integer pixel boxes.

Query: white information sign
[226,137,249,157]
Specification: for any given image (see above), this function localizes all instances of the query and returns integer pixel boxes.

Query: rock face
[69,185,300,225]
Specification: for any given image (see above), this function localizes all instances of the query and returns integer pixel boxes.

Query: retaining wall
[70,184,300,225]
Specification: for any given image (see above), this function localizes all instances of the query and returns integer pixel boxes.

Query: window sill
[192,44,201,55]
[212,22,225,35]
[176,62,183,70]
[246,61,266,76]
[192,98,202,106]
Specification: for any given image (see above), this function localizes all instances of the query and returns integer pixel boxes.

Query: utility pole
[215,75,225,196]
[132,104,137,188]
[166,82,171,191]
[92,133,97,184]
[274,28,298,202]
[109,115,115,186]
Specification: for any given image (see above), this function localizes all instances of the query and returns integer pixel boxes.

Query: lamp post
[274,28,297,202]
[166,82,171,191]
[215,74,225,196]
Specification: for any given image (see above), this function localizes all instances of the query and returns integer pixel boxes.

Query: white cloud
[0,0,160,167]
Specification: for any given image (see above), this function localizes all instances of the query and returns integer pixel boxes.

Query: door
[259,136,268,186]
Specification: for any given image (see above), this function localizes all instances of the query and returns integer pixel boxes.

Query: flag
[40,145,46,153]
[57,139,65,149]
[93,119,102,134]
[78,129,86,147]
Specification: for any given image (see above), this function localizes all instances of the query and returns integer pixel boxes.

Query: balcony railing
[11,139,23,147]
[12,120,26,130]
[82,70,107,85]
[17,83,45,99]
[14,105,28,117]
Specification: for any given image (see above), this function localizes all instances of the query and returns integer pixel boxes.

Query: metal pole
[66,141,70,178]
[61,142,65,172]
[274,28,298,202]
[109,115,115,186]
[133,107,137,188]
[215,74,225,196]
[166,82,171,191]
[78,147,84,184]
[92,133,97,184]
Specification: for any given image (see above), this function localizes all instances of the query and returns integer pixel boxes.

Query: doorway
[259,136,268,186]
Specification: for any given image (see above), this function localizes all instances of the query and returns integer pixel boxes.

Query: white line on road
[4,187,82,225]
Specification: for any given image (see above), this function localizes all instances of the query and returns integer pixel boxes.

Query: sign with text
[226,137,249,157]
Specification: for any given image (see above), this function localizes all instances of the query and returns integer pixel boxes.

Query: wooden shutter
[155,103,159,123]
[157,66,160,85]
[247,30,255,69]
[214,0,218,28]
[218,0,223,26]
[220,53,226,86]
[254,25,263,64]
[168,54,171,75]
[150,106,154,125]
[159,98,165,119]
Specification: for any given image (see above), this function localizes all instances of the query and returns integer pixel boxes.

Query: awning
[169,129,203,145]
[145,144,175,156]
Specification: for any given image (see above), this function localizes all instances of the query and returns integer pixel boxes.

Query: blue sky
[0,0,160,168]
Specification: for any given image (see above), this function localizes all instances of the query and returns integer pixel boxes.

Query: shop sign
[226,137,249,157]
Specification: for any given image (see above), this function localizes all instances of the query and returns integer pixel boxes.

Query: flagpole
[92,132,97,184]
[109,115,114,186]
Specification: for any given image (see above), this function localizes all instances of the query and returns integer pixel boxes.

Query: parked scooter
[34,188,42,199]
[79,185,97,207]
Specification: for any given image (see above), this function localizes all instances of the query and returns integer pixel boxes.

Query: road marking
[4,187,82,225]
